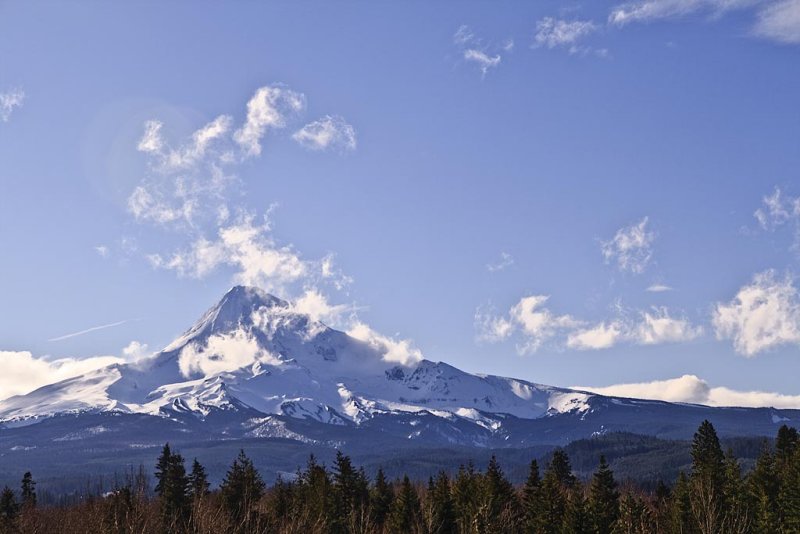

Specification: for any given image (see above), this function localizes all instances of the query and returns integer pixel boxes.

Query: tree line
[1,420,799,533]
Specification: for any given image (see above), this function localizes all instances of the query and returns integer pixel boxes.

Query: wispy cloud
[453,25,508,77]
[753,0,800,44]
[754,186,800,250]
[575,374,800,409]
[49,319,135,342]
[0,89,25,122]
[601,217,656,274]
[487,252,514,273]
[646,283,673,292]
[533,18,599,54]
[293,115,357,152]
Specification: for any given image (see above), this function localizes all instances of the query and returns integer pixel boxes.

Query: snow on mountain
[0,286,583,428]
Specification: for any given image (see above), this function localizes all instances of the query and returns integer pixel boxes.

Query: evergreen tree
[549,449,577,488]
[564,487,591,534]
[187,458,210,499]
[721,449,750,533]
[452,462,480,533]
[332,450,369,528]
[522,459,542,532]
[779,446,800,533]
[690,420,726,533]
[220,449,265,528]
[749,443,779,533]
[0,487,17,531]
[299,455,335,528]
[482,454,516,527]
[588,456,619,534]
[387,475,421,533]
[775,424,799,468]
[670,472,696,534]
[154,443,190,529]
[428,471,456,534]
[539,467,567,534]
[370,467,393,529]
[20,472,35,509]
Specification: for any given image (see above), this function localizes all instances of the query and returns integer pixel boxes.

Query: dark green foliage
[522,459,542,531]
[548,449,577,488]
[220,449,265,530]
[588,456,619,534]
[690,420,726,532]
[776,424,799,467]
[452,462,480,532]
[428,471,456,534]
[779,446,800,532]
[187,458,209,499]
[387,475,421,533]
[332,449,369,529]
[20,472,35,509]
[0,486,17,527]
[154,443,189,529]
[481,454,517,529]
[564,488,590,533]
[370,467,393,528]
[749,443,779,533]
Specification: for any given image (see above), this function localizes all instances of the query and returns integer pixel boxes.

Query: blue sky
[1,1,799,406]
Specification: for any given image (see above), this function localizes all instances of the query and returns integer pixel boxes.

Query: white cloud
[609,0,757,26]
[148,212,308,295]
[292,288,351,325]
[480,294,700,352]
[567,321,625,350]
[122,341,151,361]
[178,329,281,378]
[576,374,800,409]
[646,283,673,292]
[234,85,306,157]
[95,245,110,259]
[754,0,800,44]
[754,187,800,250]
[487,252,514,272]
[601,217,656,274]
[347,321,423,366]
[293,115,356,152]
[713,270,800,356]
[0,350,124,401]
[463,49,501,76]
[534,18,598,53]
[0,89,25,122]
[453,25,505,77]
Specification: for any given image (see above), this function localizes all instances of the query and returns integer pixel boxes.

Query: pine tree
[370,467,393,529]
[0,487,18,529]
[779,446,800,532]
[690,420,726,533]
[775,424,799,468]
[299,454,335,527]
[220,449,265,529]
[154,443,190,529]
[670,472,696,534]
[539,467,567,534]
[187,458,210,499]
[564,487,591,534]
[549,449,577,488]
[749,443,779,533]
[482,454,516,528]
[387,475,421,533]
[332,450,369,528]
[452,462,480,532]
[588,456,619,534]
[721,449,750,533]
[428,471,456,534]
[522,459,542,532]
[20,472,35,509]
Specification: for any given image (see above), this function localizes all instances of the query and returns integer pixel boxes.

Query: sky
[0,1,799,407]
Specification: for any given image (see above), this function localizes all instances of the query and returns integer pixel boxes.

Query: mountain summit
[1,286,798,449]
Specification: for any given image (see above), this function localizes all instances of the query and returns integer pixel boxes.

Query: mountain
[0,286,798,487]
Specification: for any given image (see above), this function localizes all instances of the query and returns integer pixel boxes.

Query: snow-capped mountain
[1,286,798,452]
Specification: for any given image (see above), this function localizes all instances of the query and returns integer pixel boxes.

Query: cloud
[0,89,25,122]
[533,18,598,53]
[234,86,306,157]
[646,283,673,292]
[567,307,702,350]
[178,329,282,378]
[463,49,502,76]
[487,252,514,272]
[122,341,151,361]
[753,0,800,43]
[49,319,132,342]
[601,217,656,274]
[0,350,125,401]
[575,374,800,409]
[293,115,356,152]
[479,295,700,353]
[148,212,308,295]
[754,187,800,250]
[713,270,800,356]
[95,245,110,259]
[347,321,423,366]
[608,0,756,26]
[453,25,506,77]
